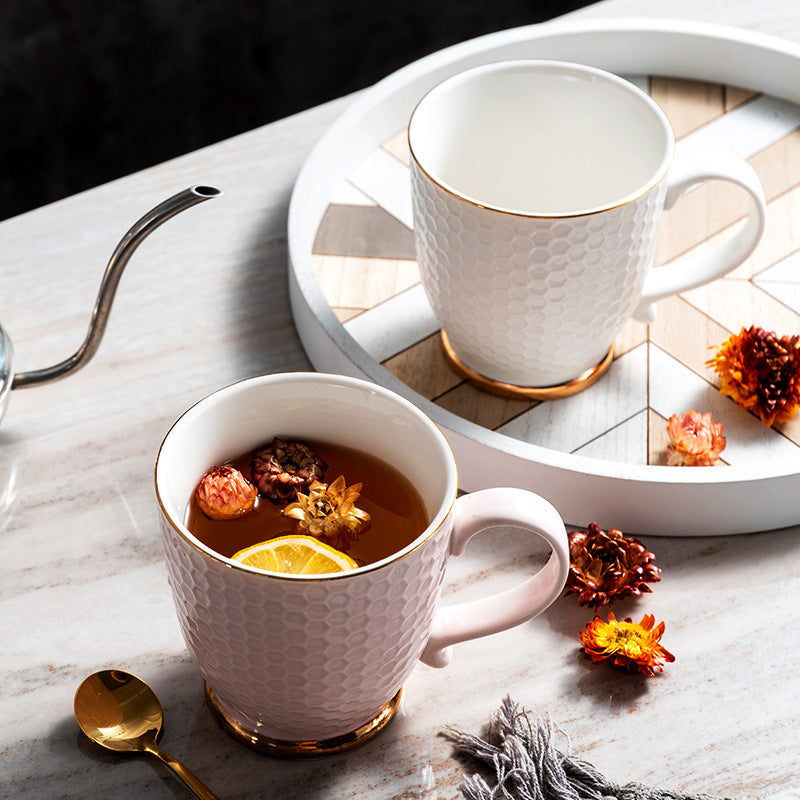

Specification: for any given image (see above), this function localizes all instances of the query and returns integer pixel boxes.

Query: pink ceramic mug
[155,373,569,756]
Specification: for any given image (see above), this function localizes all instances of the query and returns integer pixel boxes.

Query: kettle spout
[11,185,221,389]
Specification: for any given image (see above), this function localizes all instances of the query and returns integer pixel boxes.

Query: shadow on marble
[570,651,652,706]
[0,427,25,447]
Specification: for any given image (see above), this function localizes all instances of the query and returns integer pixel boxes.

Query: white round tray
[287,18,800,536]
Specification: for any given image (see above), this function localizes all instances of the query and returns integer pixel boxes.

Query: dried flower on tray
[565,523,661,609]
[666,410,726,466]
[707,325,800,427]
[250,437,328,505]
[283,475,371,551]
[195,465,257,520]
[580,612,675,676]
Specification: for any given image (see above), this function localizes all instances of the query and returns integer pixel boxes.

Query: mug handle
[632,150,767,324]
[419,488,569,669]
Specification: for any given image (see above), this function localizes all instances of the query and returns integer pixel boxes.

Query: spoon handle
[144,741,221,800]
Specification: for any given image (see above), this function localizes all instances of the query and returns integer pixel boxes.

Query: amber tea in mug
[186,438,428,565]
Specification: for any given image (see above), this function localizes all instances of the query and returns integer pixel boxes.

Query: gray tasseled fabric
[443,697,733,800]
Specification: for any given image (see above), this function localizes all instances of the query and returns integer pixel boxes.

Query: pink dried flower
[195,465,257,520]
[666,410,726,466]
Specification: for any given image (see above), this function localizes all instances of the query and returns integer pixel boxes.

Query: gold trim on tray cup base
[440,331,615,400]
[205,683,404,758]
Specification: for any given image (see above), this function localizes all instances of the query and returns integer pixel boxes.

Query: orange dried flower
[565,523,661,609]
[707,325,800,426]
[666,410,726,466]
[580,612,675,676]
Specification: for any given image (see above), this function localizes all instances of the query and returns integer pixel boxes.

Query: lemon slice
[231,535,358,575]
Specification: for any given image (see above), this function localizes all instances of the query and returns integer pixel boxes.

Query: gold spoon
[75,669,220,800]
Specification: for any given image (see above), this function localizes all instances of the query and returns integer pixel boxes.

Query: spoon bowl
[74,669,164,753]
[75,669,220,800]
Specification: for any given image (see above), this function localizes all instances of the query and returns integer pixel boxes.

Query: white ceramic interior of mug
[154,372,458,574]
[408,59,674,216]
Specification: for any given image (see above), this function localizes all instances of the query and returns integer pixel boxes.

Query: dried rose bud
[250,437,328,505]
[195,465,257,520]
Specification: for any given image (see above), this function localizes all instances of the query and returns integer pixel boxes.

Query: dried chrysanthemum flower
[195,465,257,520]
[580,612,675,676]
[666,410,726,466]
[565,523,661,609]
[283,475,370,551]
[707,325,800,427]
[250,437,328,505]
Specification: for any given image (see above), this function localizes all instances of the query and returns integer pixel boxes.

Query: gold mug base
[440,331,615,401]
[204,683,403,758]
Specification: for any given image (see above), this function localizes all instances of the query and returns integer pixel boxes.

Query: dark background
[0,0,592,221]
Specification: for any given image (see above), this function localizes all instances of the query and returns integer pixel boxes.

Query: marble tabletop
[3,1,800,798]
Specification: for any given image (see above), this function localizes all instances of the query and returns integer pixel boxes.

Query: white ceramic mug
[155,373,569,755]
[409,60,767,388]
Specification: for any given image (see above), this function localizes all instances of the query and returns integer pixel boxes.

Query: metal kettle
[0,185,221,426]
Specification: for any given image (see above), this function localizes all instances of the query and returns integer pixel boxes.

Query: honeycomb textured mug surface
[411,159,666,388]
[159,509,450,745]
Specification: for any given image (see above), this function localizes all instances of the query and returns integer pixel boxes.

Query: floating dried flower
[250,437,328,505]
[707,325,800,427]
[195,465,257,520]
[666,410,726,466]
[565,523,661,609]
[283,475,370,551]
[580,612,675,676]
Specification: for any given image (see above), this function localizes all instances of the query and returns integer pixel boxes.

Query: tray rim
[287,17,800,535]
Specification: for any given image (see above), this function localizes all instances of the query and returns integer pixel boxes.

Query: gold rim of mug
[205,682,403,757]
[407,60,675,219]
[440,330,615,400]
[154,374,457,582]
